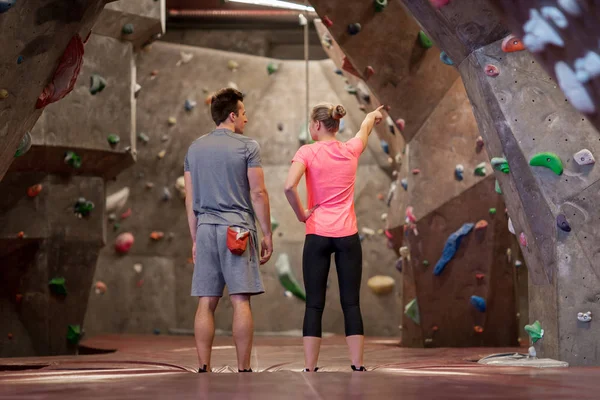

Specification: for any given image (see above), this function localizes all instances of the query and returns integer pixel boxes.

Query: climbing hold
[455,164,464,181]
[380,140,389,154]
[49,277,67,296]
[374,0,387,12]
[227,60,239,71]
[74,197,95,217]
[577,311,592,322]
[399,246,411,261]
[276,253,306,301]
[491,157,510,173]
[421,260,429,267]
[501,34,526,52]
[476,136,484,151]
[404,298,420,325]
[555,61,595,113]
[321,34,333,49]
[475,273,485,281]
[0,89,8,99]
[529,152,563,175]
[150,70,159,78]
[489,208,497,215]
[508,218,515,235]
[440,51,454,65]
[524,320,544,343]
[418,31,433,48]
[470,295,486,312]
[64,151,82,169]
[494,180,502,195]
[0,0,16,13]
[151,231,164,240]
[519,232,528,247]
[174,176,186,199]
[474,326,484,333]
[168,117,177,126]
[541,7,568,29]
[412,169,420,175]
[133,263,143,273]
[108,213,116,222]
[400,178,408,191]
[17,231,25,239]
[106,187,129,213]
[484,64,499,77]
[433,223,474,276]
[185,99,197,111]
[430,0,449,7]
[17,55,23,64]
[136,279,144,288]
[115,232,134,254]
[267,62,279,75]
[574,149,595,166]
[474,162,487,176]
[381,213,388,221]
[523,9,565,52]
[177,51,194,66]
[344,84,357,95]
[321,15,333,27]
[405,206,417,223]
[395,258,403,273]
[270,215,280,233]
[347,23,361,35]
[67,325,82,345]
[137,132,150,144]
[558,0,582,16]
[14,132,31,157]
[120,208,132,220]
[515,260,523,268]
[89,74,107,95]
[37,35,84,108]
[475,220,488,231]
[157,150,166,159]
[27,184,42,198]
[107,134,120,147]
[556,214,571,232]
[122,23,134,34]
[361,227,376,236]
[162,187,172,201]
[395,118,405,131]
[367,275,395,295]
[95,281,107,295]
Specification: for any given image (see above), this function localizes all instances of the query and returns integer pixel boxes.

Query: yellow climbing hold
[0,89,8,99]
[367,275,395,295]
[529,152,563,175]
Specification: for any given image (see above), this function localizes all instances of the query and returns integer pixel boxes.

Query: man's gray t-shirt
[184,128,261,232]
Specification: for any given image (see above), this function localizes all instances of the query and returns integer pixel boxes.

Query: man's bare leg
[230,294,254,371]
[194,296,220,371]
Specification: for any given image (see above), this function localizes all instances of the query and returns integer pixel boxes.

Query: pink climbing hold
[120,208,132,220]
[430,0,450,7]
[36,35,85,109]
[475,273,485,281]
[476,136,484,150]
[115,232,134,254]
[412,169,420,175]
[484,64,499,77]
[384,229,393,239]
[395,118,405,131]
[405,206,417,223]
[519,232,528,247]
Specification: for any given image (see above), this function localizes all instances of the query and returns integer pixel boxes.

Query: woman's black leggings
[302,233,364,338]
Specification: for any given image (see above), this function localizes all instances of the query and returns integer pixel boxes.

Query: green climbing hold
[298,123,314,145]
[267,62,279,75]
[49,277,67,296]
[495,179,502,194]
[271,215,279,232]
[113,223,120,231]
[64,151,82,169]
[107,134,120,146]
[345,84,357,94]
[122,23,134,35]
[422,260,429,266]
[489,208,497,215]
[491,157,510,173]
[276,253,306,301]
[138,132,150,144]
[529,152,563,175]
[404,298,420,325]
[74,197,95,217]
[67,324,82,345]
[418,31,433,48]
[474,162,487,176]
[524,320,544,344]
[14,132,31,157]
[90,74,106,95]
[374,0,387,12]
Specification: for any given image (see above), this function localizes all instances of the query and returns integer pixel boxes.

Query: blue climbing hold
[17,55,24,64]
[153,328,161,335]
[334,69,343,76]
[380,140,389,154]
[0,0,16,13]
[470,295,486,312]
[184,99,197,111]
[401,178,408,191]
[440,51,454,65]
[433,223,474,276]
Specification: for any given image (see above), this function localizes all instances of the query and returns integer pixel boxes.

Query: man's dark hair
[210,88,244,125]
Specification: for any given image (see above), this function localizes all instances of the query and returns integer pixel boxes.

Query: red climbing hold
[136,279,144,288]
[430,0,449,7]
[27,184,42,198]
[36,35,84,109]
[322,16,333,27]
[7,333,13,340]
[17,231,25,239]
[384,229,393,239]
[484,64,499,77]
[412,169,420,175]
[342,56,361,78]
[474,325,484,333]
[115,232,134,254]
[475,273,485,281]
[501,34,526,53]
[15,294,23,304]
[120,208,132,220]
[377,193,384,201]
[519,232,528,247]
[432,325,439,332]
[364,66,375,80]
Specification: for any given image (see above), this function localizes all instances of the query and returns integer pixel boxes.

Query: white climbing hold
[574,52,600,83]
[399,246,411,261]
[541,7,568,29]
[176,176,186,198]
[528,346,537,358]
[133,263,143,273]
[298,13,307,26]
[361,227,376,236]
[574,149,595,165]
[555,61,596,114]
[523,9,564,52]
[577,311,592,322]
[134,83,142,96]
[106,187,130,213]
[557,0,582,16]
[515,260,523,267]
[395,153,402,164]
[176,51,193,66]
[227,81,239,90]
[508,217,515,235]
[381,213,388,221]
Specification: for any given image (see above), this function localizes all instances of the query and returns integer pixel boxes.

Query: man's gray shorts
[191,224,264,297]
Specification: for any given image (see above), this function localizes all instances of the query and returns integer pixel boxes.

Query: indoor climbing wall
[398,0,600,365]
[0,0,164,357]
[309,1,523,347]
[83,41,402,338]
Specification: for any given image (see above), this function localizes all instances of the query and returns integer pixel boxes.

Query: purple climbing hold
[556,214,571,232]
[470,295,486,312]
[395,257,403,273]
[433,223,474,276]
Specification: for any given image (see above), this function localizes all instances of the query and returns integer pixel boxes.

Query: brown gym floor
[0,335,598,399]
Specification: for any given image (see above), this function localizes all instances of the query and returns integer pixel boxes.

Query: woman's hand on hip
[300,204,320,223]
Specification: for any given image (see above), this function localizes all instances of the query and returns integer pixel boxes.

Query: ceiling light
[226,0,315,12]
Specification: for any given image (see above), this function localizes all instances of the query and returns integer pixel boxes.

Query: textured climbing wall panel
[0,174,105,357]
[95,0,166,50]
[407,177,519,347]
[489,0,600,135]
[9,34,136,179]
[0,0,108,181]
[308,0,459,142]
[85,42,401,338]
[458,36,600,364]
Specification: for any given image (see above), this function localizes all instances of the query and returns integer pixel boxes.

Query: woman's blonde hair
[311,103,346,132]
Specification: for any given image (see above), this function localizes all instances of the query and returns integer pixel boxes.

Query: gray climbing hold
[162,187,172,201]
[122,23,134,34]
[138,132,149,144]
[400,178,408,191]
[577,311,592,322]
[185,99,197,111]
[433,223,475,276]
[574,149,595,165]
[556,214,571,232]
[555,61,595,114]
[523,9,565,52]
[90,74,106,95]
[455,164,464,181]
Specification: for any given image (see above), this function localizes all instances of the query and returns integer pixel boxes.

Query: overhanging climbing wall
[309,0,522,347]
[398,0,600,365]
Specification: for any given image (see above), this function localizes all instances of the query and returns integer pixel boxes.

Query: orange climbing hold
[377,193,384,201]
[17,231,25,239]
[475,220,488,230]
[474,325,484,333]
[27,184,42,198]
[501,34,525,53]
[151,231,165,240]
[322,16,333,27]
[342,56,361,78]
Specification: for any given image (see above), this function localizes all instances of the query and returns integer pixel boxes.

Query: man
[184,87,273,373]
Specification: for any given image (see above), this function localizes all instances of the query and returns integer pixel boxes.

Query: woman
[284,103,383,372]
